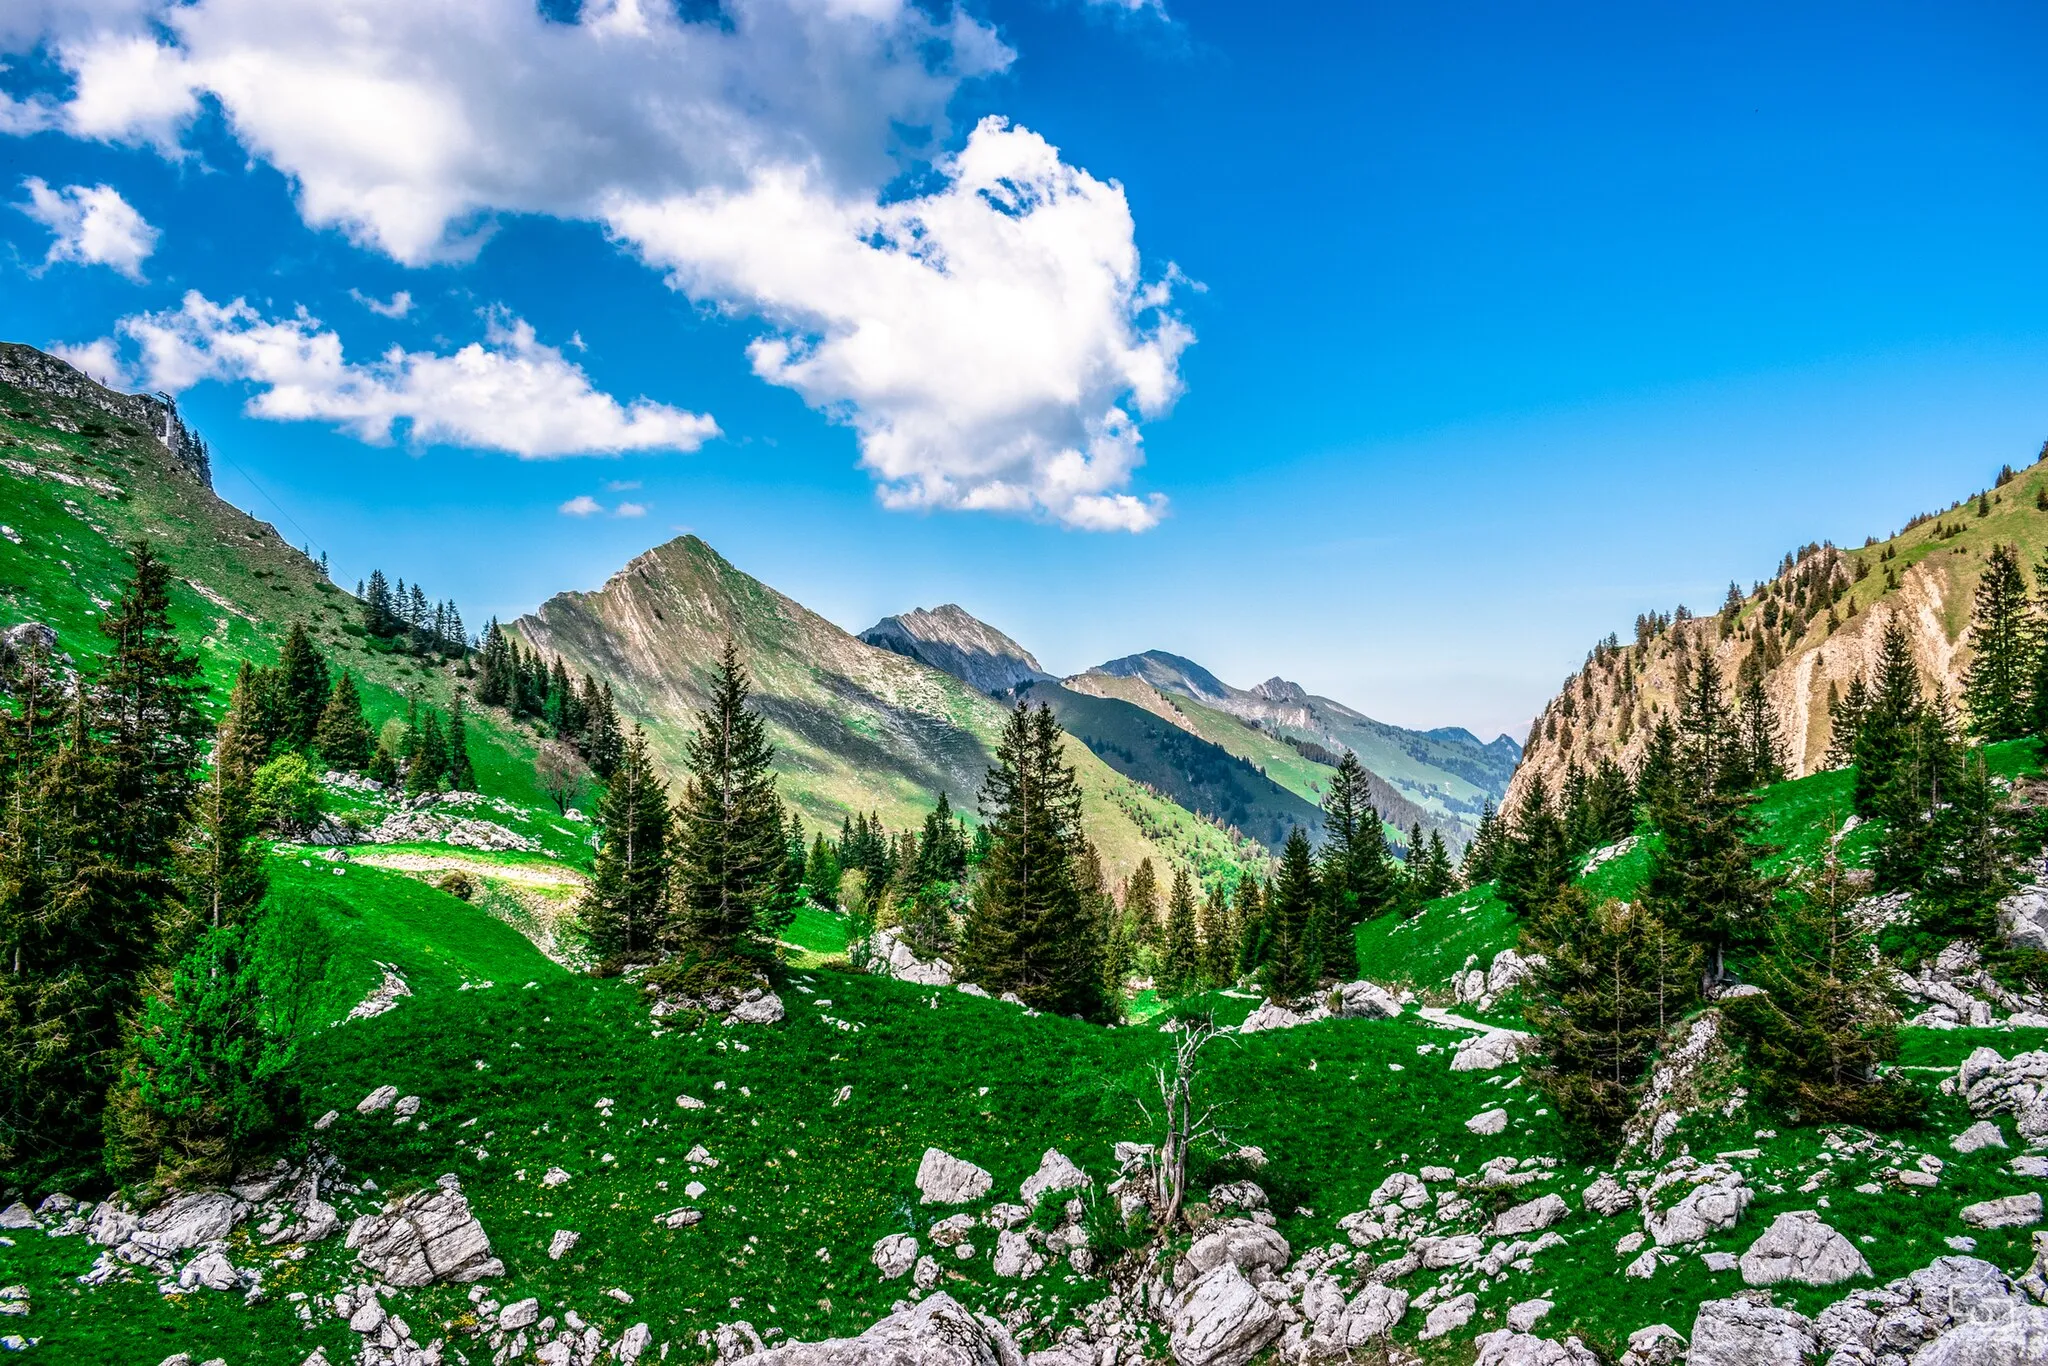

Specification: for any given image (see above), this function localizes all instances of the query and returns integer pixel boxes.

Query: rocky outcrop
[1019,1150,1090,1207]
[1684,1298,1815,1366]
[345,1176,503,1287]
[915,1149,993,1205]
[1956,1047,2048,1145]
[858,605,1054,696]
[749,1292,1022,1366]
[869,930,956,987]
[1736,1210,1870,1286]
[1642,1162,1750,1248]
[0,342,211,484]
[1169,1265,1281,1366]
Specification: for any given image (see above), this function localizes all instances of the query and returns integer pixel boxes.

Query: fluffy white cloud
[614,501,647,518]
[10,0,1189,529]
[559,495,602,517]
[350,288,412,318]
[98,291,718,457]
[18,178,159,278]
[48,336,131,388]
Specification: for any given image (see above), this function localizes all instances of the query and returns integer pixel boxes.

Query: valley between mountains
[3,343,2048,1366]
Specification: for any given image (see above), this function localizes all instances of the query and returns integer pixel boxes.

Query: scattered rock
[1582,1174,1634,1217]
[1954,1120,2009,1153]
[1020,1150,1091,1207]
[1471,1330,1597,1365]
[1237,1003,1310,1035]
[1416,1292,1477,1341]
[548,1229,580,1261]
[1961,1193,2043,1229]
[871,1234,918,1279]
[1330,980,1401,1019]
[1170,1265,1282,1366]
[868,930,955,987]
[1737,1210,1870,1286]
[1506,1300,1553,1332]
[992,1229,1045,1279]
[916,1149,993,1205]
[1957,1047,2048,1147]
[1489,1195,1567,1238]
[1684,1298,1815,1366]
[1466,1108,1509,1136]
[356,1085,399,1114]
[1449,1030,1530,1072]
[729,991,785,1026]
[746,1298,1022,1366]
[1181,1220,1291,1282]
[345,1178,503,1286]
[1616,1324,1685,1366]
[655,1208,703,1230]
[1643,1165,1750,1247]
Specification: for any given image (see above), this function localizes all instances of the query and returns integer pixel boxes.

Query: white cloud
[48,336,131,388]
[559,495,602,517]
[18,178,159,278]
[350,288,412,318]
[97,290,719,457]
[9,0,1190,529]
[605,479,641,492]
[614,501,647,518]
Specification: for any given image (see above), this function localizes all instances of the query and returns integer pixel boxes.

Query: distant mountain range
[859,610,1517,849]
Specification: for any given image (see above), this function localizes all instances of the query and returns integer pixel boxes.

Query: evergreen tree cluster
[475,621,623,779]
[2,543,324,1192]
[357,569,467,658]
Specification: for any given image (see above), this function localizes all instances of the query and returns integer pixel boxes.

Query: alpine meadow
[4,5,2048,1366]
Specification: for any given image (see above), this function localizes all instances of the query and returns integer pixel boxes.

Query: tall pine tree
[1158,867,1202,997]
[1962,542,2033,741]
[1260,827,1322,1001]
[581,727,673,963]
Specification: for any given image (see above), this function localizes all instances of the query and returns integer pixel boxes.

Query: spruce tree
[1523,888,1699,1143]
[1319,752,1397,925]
[1233,873,1268,980]
[313,671,373,772]
[1461,801,1504,884]
[275,622,328,748]
[406,710,448,796]
[1632,715,1681,821]
[804,835,842,908]
[581,727,673,963]
[1122,858,1161,947]
[1914,747,2022,942]
[1735,674,1787,790]
[1158,867,1201,997]
[957,703,1108,1019]
[1962,543,2033,741]
[446,695,475,791]
[1723,840,1919,1126]
[1260,827,1321,1000]
[95,541,208,869]
[1198,881,1234,987]
[1824,674,1869,770]
[666,642,791,964]
[1872,689,1966,896]
[1495,775,1572,917]
[1854,614,1924,816]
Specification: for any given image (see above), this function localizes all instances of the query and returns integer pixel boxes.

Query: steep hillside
[1096,650,1520,840]
[1509,450,2048,809]
[858,603,1054,694]
[1012,678,1327,851]
[0,344,567,827]
[513,539,1257,887]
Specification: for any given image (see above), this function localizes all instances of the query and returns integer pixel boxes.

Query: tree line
[1,544,329,1194]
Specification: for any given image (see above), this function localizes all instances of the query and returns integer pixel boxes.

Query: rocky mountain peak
[859,604,1053,696]
[0,342,211,487]
[1251,677,1310,705]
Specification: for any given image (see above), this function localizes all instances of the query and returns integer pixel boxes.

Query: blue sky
[2,1,2045,741]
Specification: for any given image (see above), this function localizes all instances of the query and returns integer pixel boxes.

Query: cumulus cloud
[559,495,602,517]
[7,0,1189,529]
[18,178,158,278]
[614,501,647,518]
[48,336,131,388]
[92,291,718,457]
[350,288,412,318]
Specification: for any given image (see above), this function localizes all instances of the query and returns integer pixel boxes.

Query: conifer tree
[1914,747,2022,941]
[1158,867,1202,997]
[1963,543,2033,741]
[1461,801,1504,884]
[1854,614,1924,816]
[1872,688,1966,896]
[1496,775,1572,917]
[217,660,275,781]
[1260,828,1322,1000]
[1824,674,1869,770]
[476,620,512,707]
[95,541,208,869]
[914,792,969,886]
[581,727,673,963]
[957,703,1108,1019]
[363,569,395,635]
[1723,840,1919,1126]
[1523,887,1699,1143]
[1735,674,1787,789]
[1123,858,1162,947]
[804,835,842,908]
[1233,873,1267,980]
[406,710,448,796]
[1319,752,1397,925]
[1198,881,1234,987]
[446,695,475,791]
[667,642,791,963]
[1632,714,1682,820]
[275,622,328,748]
[168,723,270,958]
[313,671,373,772]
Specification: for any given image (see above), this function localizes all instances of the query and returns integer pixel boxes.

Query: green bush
[250,752,324,835]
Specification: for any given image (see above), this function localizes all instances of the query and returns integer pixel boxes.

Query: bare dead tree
[1139,1014,1230,1233]
[534,740,590,814]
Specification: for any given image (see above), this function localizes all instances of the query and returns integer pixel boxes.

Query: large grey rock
[729,992,785,1025]
[1953,1121,2008,1153]
[1450,1030,1531,1072]
[90,1191,251,1271]
[0,1206,33,1231]
[1417,1293,1477,1341]
[1583,1174,1635,1217]
[1367,1172,1429,1211]
[345,1179,503,1286]
[991,1229,1045,1280]
[1332,981,1401,1019]
[1685,1299,1815,1366]
[915,1149,992,1205]
[1957,1048,2048,1147]
[1467,1108,1509,1136]
[1960,1193,2043,1229]
[1020,1150,1090,1207]
[871,1235,918,1280]
[1618,1325,1685,1366]
[1415,1234,1485,1269]
[1914,1307,2048,1365]
[1182,1220,1290,1281]
[1472,1330,1598,1366]
[1490,1194,1568,1238]
[871,930,955,987]
[1237,1003,1308,1035]
[750,1293,1022,1366]
[1169,1265,1282,1366]
[1738,1210,1871,1287]
[1333,1284,1406,1346]
[1646,1169,1750,1247]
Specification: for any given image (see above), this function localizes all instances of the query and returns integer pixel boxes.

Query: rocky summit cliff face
[859,603,1055,696]
[0,343,211,486]
[1508,455,2048,812]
